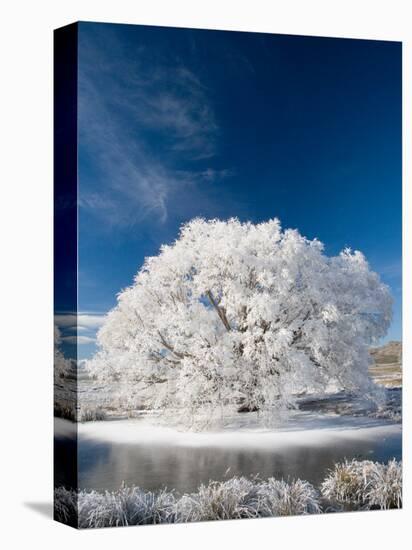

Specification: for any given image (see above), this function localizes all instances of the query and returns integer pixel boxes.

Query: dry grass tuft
[321,459,402,510]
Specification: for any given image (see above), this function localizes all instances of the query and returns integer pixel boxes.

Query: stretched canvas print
[54,22,402,529]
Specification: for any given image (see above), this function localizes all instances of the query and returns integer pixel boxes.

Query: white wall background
[0,1,410,548]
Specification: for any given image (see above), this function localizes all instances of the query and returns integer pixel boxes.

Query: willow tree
[88,218,392,426]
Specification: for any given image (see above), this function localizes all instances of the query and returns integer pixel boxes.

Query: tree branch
[157,331,191,359]
[206,290,231,332]
[291,309,312,344]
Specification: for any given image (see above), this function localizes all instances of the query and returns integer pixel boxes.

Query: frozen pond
[55,411,402,493]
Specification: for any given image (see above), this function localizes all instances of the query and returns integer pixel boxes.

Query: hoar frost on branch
[88,218,392,427]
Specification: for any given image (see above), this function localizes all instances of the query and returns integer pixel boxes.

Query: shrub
[259,478,321,516]
[56,476,321,528]
[54,486,78,526]
[365,459,402,509]
[77,487,176,528]
[78,407,107,422]
[321,459,402,510]
[54,461,401,529]
[175,477,262,522]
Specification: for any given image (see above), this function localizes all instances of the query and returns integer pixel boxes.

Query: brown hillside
[369,341,402,387]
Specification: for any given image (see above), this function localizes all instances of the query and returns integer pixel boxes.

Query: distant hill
[369,341,402,387]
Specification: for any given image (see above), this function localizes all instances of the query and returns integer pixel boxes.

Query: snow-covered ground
[74,408,400,449]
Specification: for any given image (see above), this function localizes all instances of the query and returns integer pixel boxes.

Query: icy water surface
[55,411,402,493]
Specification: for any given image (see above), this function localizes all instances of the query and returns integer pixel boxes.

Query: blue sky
[70,22,401,359]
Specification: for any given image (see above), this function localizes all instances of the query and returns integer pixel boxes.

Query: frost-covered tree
[54,324,72,381]
[88,218,392,425]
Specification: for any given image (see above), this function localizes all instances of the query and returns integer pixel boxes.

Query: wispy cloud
[78,28,227,228]
[131,66,218,159]
[78,74,171,225]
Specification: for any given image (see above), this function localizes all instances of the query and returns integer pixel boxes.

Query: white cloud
[79,314,107,329]
[62,336,96,345]
[54,313,106,331]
